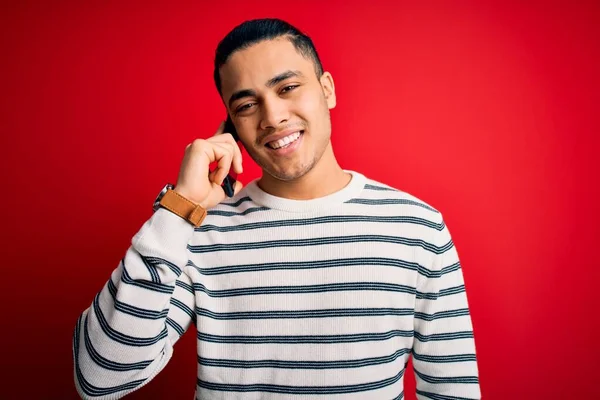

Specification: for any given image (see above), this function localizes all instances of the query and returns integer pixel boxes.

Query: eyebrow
[228,70,304,109]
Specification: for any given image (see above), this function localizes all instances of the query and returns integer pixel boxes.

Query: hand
[173,121,243,209]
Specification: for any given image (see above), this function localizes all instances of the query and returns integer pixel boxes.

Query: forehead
[219,37,314,96]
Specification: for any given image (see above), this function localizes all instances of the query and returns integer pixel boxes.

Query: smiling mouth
[266,131,304,149]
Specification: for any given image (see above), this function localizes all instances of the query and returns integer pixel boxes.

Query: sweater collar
[244,170,366,213]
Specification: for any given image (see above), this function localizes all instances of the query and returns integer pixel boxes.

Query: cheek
[296,90,326,122]
[237,119,258,144]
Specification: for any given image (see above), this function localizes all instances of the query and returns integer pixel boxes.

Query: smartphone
[221,116,238,197]
[224,115,239,141]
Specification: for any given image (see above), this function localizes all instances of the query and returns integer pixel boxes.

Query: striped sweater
[73,170,481,399]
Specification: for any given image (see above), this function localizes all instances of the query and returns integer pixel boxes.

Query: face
[219,37,336,181]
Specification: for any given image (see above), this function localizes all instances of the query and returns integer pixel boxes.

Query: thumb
[233,180,244,195]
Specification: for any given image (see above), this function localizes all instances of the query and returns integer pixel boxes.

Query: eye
[281,85,299,94]
[235,103,255,114]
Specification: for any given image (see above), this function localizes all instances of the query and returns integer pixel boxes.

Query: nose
[259,96,290,131]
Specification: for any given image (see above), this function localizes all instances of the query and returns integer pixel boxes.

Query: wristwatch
[153,183,207,227]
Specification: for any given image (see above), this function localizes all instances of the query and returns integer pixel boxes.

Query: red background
[1,1,599,399]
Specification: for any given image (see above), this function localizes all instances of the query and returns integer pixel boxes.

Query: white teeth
[269,131,301,149]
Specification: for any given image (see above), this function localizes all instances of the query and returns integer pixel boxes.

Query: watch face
[153,184,174,211]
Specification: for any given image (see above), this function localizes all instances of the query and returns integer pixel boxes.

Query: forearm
[73,208,195,399]
[413,287,480,399]
[413,219,481,400]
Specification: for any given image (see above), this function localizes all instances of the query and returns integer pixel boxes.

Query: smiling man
[219,35,348,199]
[73,18,481,400]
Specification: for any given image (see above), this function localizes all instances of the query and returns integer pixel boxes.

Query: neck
[257,143,351,200]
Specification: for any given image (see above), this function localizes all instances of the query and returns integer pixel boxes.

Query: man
[73,18,481,400]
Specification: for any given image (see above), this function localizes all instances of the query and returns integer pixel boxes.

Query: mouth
[265,130,304,150]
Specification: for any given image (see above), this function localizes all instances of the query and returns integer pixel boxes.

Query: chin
[266,161,315,182]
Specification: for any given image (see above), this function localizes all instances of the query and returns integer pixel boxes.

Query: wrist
[154,184,207,227]
[173,186,205,206]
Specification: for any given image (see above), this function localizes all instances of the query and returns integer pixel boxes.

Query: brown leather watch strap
[159,189,207,227]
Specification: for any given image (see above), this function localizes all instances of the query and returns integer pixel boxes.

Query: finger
[210,133,243,174]
[212,142,235,166]
[198,140,231,168]
[208,169,218,183]
[211,143,233,185]
[233,180,244,195]
[209,132,235,143]
[231,140,243,174]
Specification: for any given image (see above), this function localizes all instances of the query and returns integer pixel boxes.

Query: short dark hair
[213,18,324,95]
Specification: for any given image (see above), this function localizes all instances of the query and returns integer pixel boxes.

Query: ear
[320,71,336,109]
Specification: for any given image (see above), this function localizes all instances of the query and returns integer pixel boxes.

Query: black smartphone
[221,116,238,197]
[224,115,239,141]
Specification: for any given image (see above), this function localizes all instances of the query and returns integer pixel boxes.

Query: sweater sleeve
[72,208,197,399]
[412,217,481,400]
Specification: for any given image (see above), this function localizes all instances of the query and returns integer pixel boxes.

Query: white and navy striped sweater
[73,171,481,399]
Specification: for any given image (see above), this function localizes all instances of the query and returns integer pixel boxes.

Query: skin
[218,36,351,200]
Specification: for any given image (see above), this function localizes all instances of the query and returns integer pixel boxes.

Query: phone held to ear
[221,116,239,197]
